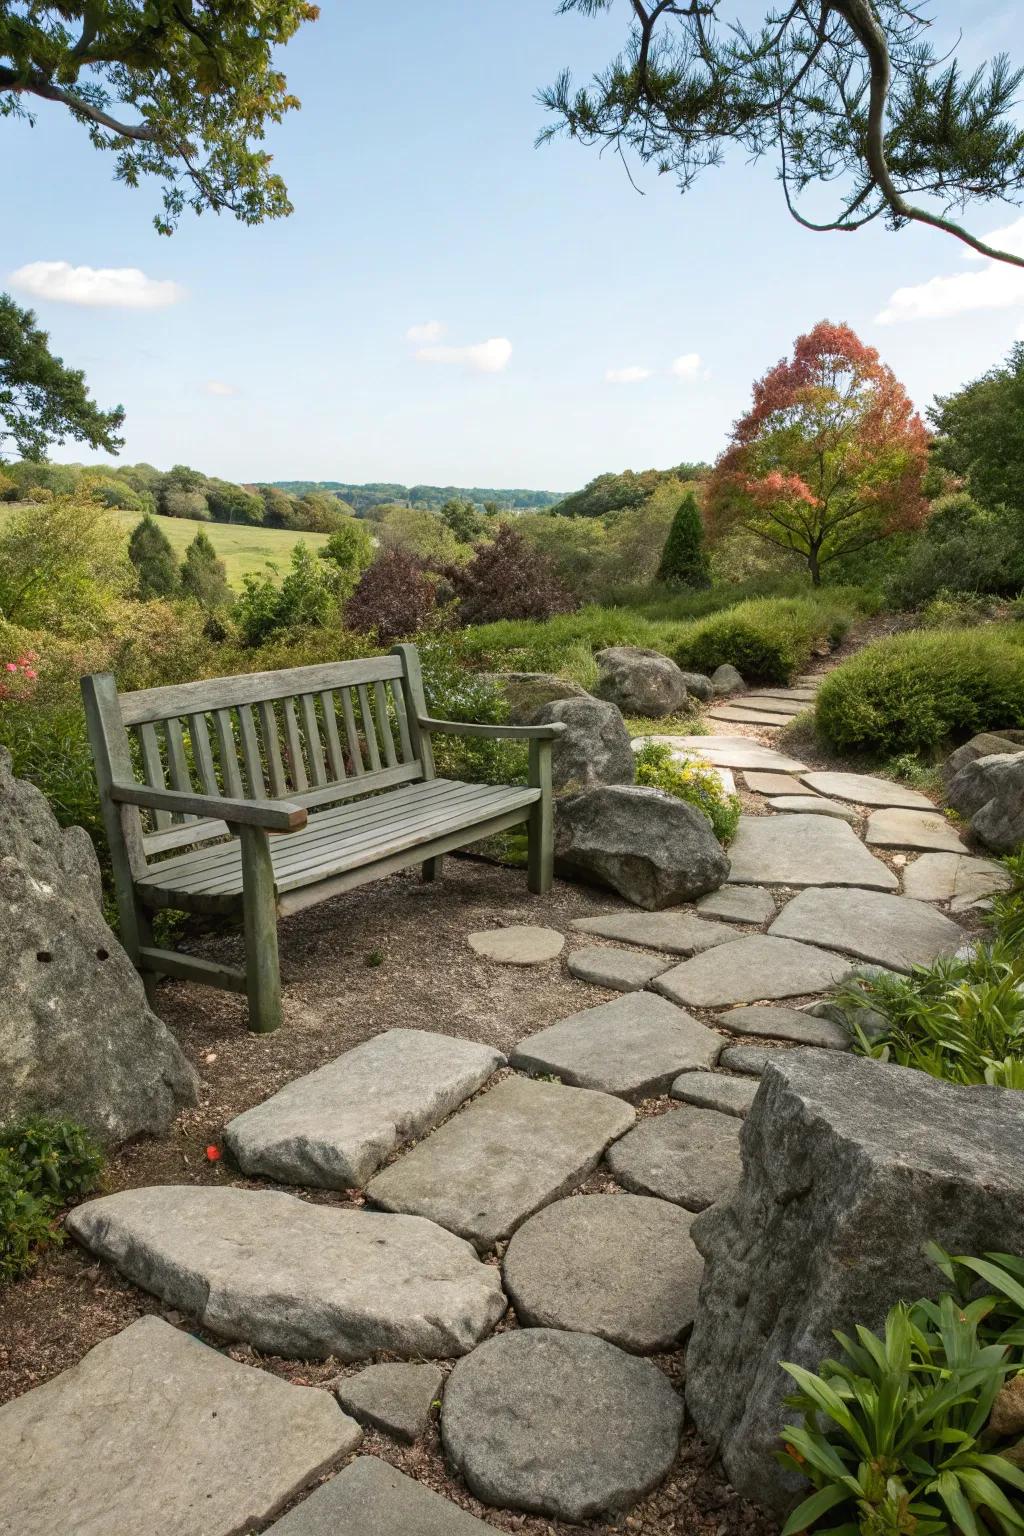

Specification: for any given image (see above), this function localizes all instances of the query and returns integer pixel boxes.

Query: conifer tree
[657,492,711,589]
[128,512,179,599]
[180,530,229,610]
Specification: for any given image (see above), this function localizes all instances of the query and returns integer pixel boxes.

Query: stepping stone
[751,688,818,702]
[696,883,776,924]
[719,1044,777,1075]
[570,908,737,954]
[708,706,795,727]
[265,1457,495,1535]
[768,887,963,973]
[67,1187,505,1361]
[715,1004,848,1049]
[441,1329,684,1523]
[335,1363,443,1443]
[726,813,899,890]
[671,1070,759,1118]
[743,772,809,796]
[643,734,807,772]
[768,795,859,823]
[605,1107,742,1210]
[741,695,813,713]
[510,992,722,1100]
[653,935,853,1007]
[865,808,965,853]
[799,771,933,809]
[902,852,1012,904]
[467,925,565,965]
[366,1076,635,1251]
[224,1029,503,1189]
[503,1193,704,1352]
[567,946,672,991]
[0,1316,358,1536]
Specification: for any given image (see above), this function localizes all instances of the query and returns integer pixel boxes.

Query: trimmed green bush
[633,740,741,844]
[816,625,1024,757]
[0,1116,104,1283]
[674,596,857,684]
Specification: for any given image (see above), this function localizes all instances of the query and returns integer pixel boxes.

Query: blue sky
[4,0,1024,491]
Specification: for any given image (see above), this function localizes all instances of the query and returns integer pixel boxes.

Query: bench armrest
[417,716,567,741]
[109,782,308,832]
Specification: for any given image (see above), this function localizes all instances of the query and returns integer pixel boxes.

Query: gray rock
[647,735,807,772]
[265,1457,495,1535]
[489,671,590,725]
[510,992,722,1100]
[571,908,738,953]
[224,1029,503,1189]
[0,1316,357,1536]
[685,1050,1024,1514]
[946,752,1024,854]
[594,645,691,718]
[555,784,730,910]
[531,697,635,790]
[865,807,966,853]
[718,1045,778,1076]
[653,935,853,1007]
[902,852,1011,904]
[739,695,810,716]
[567,945,673,991]
[467,925,565,965]
[366,1075,635,1250]
[726,813,899,890]
[502,1193,704,1352]
[717,1004,849,1050]
[671,1071,759,1118]
[768,887,963,972]
[605,1106,742,1210]
[696,885,777,925]
[743,772,808,796]
[711,664,745,696]
[798,771,933,809]
[767,795,859,823]
[0,749,198,1144]
[335,1363,443,1443]
[441,1329,684,1522]
[748,688,818,703]
[680,670,714,702]
[942,731,1024,785]
[709,705,796,727]
[67,1186,505,1361]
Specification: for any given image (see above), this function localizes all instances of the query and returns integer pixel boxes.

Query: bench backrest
[81,645,434,873]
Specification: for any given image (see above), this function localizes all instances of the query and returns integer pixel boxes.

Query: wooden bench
[82,644,564,1033]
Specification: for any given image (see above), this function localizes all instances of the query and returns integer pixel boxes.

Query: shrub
[815,626,1024,757]
[319,519,375,599]
[444,524,577,624]
[419,637,527,787]
[633,740,741,844]
[657,492,712,588]
[128,513,179,599]
[885,493,1022,608]
[0,496,134,631]
[0,1116,104,1283]
[180,529,230,611]
[160,487,209,520]
[345,548,440,644]
[674,596,856,684]
[0,1151,57,1283]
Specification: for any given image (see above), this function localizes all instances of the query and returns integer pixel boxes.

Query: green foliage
[378,505,467,566]
[657,492,712,588]
[419,638,528,788]
[886,494,1024,609]
[270,481,563,516]
[0,496,134,629]
[204,480,264,526]
[815,626,1024,757]
[0,294,123,462]
[438,496,488,542]
[675,596,855,684]
[180,530,230,611]
[319,519,375,598]
[0,1116,103,1283]
[128,513,179,599]
[931,344,1024,516]
[0,1151,57,1283]
[551,465,706,519]
[633,740,741,844]
[233,542,335,645]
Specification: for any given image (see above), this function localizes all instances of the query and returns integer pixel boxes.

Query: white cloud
[414,336,512,373]
[203,380,238,398]
[875,217,1024,324]
[605,365,651,384]
[405,320,446,344]
[670,352,703,380]
[9,260,185,309]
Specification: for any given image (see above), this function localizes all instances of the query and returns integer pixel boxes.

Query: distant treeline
[271,481,565,515]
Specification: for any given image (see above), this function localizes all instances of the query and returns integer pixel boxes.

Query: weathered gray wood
[214,709,244,799]
[393,644,435,780]
[374,680,398,768]
[258,701,288,797]
[357,684,383,772]
[164,717,193,806]
[390,678,414,764]
[528,737,554,896]
[137,946,247,993]
[340,688,364,775]
[239,825,283,1033]
[143,816,229,855]
[188,712,220,797]
[237,705,267,798]
[137,723,171,830]
[418,716,566,741]
[118,655,403,725]
[318,690,346,781]
[80,673,152,960]
[110,780,307,830]
[282,697,309,792]
[299,694,327,786]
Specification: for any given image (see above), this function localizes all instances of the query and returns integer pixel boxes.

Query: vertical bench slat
[214,709,245,798]
[299,694,328,786]
[138,724,172,830]
[165,718,195,824]
[189,712,220,797]
[357,683,382,772]
[282,697,309,791]
[258,701,288,797]
[319,690,346,781]
[374,680,399,769]
[390,678,414,764]
[238,705,267,798]
[340,688,364,776]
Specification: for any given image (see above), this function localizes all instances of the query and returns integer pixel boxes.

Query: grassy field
[0,504,330,588]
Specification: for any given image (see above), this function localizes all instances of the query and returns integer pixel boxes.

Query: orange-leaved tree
[706,322,929,585]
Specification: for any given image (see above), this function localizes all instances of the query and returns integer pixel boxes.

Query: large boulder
[530,697,635,790]
[486,671,590,725]
[679,670,714,703]
[942,730,1024,785]
[685,1050,1024,1516]
[593,646,690,718]
[554,784,729,910]
[946,751,1024,854]
[0,749,198,1143]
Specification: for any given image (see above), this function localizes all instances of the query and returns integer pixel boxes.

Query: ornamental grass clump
[633,740,741,844]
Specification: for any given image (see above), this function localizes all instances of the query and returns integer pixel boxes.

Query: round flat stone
[441,1329,684,1522]
[653,935,853,1007]
[865,808,965,853]
[716,1004,849,1049]
[768,887,963,973]
[768,795,859,823]
[503,1193,703,1352]
[335,1363,443,1443]
[567,946,673,991]
[605,1107,742,1210]
[467,926,565,964]
[671,1071,759,1118]
[799,772,933,809]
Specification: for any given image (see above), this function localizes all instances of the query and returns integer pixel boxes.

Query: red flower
[205,1144,221,1162]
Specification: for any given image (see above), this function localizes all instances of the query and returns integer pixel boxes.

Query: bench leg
[239,826,283,1034]
[527,739,554,896]
[422,856,443,882]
